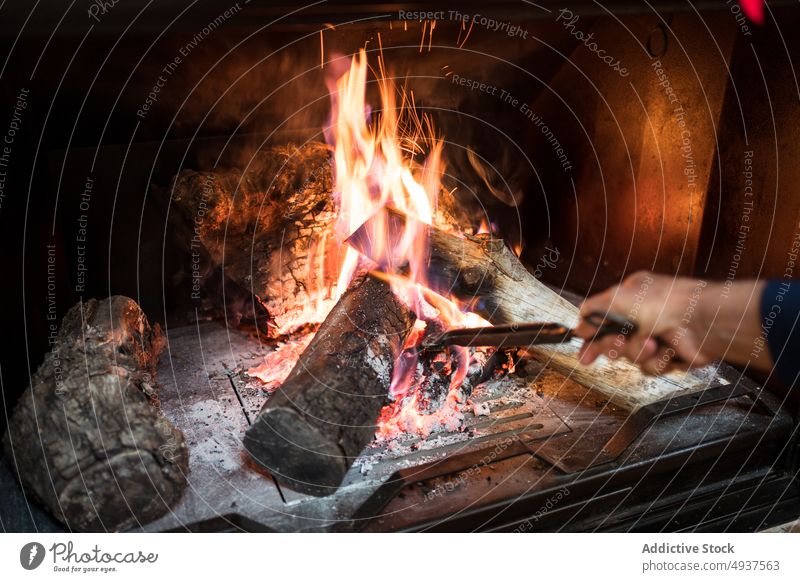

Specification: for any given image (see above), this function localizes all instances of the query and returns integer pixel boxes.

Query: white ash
[355,372,533,475]
[366,337,392,386]
[354,429,476,476]
[182,400,243,474]
[193,436,240,474]
[357,456,379,476]
[472,401,491,416]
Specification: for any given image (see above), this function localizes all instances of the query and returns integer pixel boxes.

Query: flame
[325,48,492,435]
[326,47,438,301]
[250,48,495,439]
[373,271,490,400]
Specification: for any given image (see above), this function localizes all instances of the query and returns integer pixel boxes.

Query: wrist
[696,279,766,365]
[694,280,722,342]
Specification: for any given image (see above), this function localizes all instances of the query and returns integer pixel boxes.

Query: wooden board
[349,209,731,412]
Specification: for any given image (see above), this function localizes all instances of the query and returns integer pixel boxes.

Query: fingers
[578,287,617,322]
[582,339,677,376]
[578,270,656,325]
[624,335,658,365]
[641,355,667,376]
[641,344,692,376]
[575,270,711,375]
[578,327,712,375]
[671,333,710,368]
[578,333,658,366]
[578,334,618,364]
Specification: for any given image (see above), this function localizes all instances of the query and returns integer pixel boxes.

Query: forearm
[694,279,771,371]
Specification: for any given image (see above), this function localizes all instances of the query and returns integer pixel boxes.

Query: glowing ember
[246,332,315,391]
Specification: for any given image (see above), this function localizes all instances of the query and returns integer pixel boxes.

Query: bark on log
[243,274,415,496]
[351,209,722,412]
[171,142,338,335]
[2,296,189,532]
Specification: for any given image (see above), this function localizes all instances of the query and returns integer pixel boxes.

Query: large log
[170,142,338,335]
[243,274,415,496]
[349,209,723,412]
[2,296,189,532]
[168,141,472,335]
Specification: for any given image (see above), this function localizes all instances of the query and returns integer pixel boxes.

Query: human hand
[573,271,713,375]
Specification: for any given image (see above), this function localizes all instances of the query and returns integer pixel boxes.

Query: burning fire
[325,47,493,438]
[251,46,494,439]
[326,47,439,299]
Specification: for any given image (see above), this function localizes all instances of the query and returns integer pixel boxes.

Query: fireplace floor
[137,320,799,532]
[2,318,797,532]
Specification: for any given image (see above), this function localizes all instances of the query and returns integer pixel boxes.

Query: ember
[246,331,314,392]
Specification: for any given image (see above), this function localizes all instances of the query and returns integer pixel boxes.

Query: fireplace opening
[1,1,799,533]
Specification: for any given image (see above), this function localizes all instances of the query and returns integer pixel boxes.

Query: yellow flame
[328,48,440,298]
[323,48,495,433]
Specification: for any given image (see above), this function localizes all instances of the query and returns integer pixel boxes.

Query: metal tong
[423,311,637,350]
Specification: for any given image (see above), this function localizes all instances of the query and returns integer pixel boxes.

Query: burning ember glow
[250,45,499,439]
[246,334,314,391]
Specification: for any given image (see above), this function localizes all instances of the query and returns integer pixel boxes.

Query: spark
[456,18,466,45]
[459,18,475,49]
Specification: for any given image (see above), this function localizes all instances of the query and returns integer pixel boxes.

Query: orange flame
[239,48,496,438]
[327,48,439,299]
[324,48,495,435]
[249,49,495,425]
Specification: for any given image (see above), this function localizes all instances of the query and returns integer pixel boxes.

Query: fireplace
[1,1,799,533]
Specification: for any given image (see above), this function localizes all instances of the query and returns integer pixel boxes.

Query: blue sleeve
[761,279,800,385]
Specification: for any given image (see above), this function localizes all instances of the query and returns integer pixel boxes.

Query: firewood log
[243,274,415,496]
[170,142,343,336]
[2,296,188,531]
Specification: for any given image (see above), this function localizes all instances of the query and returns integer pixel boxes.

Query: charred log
[168,142,340,336]
[167,141,471,335]
[243,274,415,496]
[2,296,189,532]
